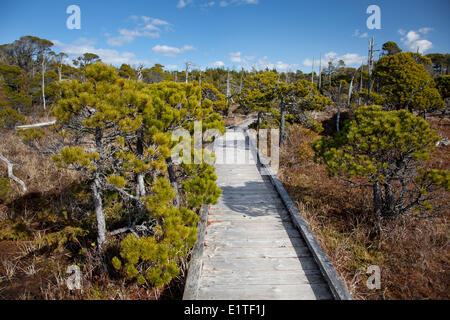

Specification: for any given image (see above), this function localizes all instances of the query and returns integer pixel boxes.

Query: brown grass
[277,118,449,300]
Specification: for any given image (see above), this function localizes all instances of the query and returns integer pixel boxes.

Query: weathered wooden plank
[209,207,289,216]
[202,257,320,272]
[204,237,307,248]
[183,205,208,300]
[200,271,326,285]
[218,194,281,200]
[216,198,284,206]
[211,204,287,212]
[197,284,332,300]
[203,246,312,259]
[206,221,296,232]
[184,124,346,301]
[207,215,290,222]
[244,128,352,300]
[205,227,300,238]
[206,219,291,228]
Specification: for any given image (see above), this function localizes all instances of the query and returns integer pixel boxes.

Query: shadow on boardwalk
[209,178,331,298]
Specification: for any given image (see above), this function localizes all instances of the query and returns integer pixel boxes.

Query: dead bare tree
[0,152,27,192]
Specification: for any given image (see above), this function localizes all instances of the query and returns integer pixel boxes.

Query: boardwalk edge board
[183,204,208,300]
[244,128,353,301]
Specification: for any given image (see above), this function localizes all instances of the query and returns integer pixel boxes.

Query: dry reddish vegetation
[277,115,449,300]
[223,105,251,127]
[0,128,184,300]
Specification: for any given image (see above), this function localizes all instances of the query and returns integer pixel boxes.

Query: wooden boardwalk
[184,120,350,300]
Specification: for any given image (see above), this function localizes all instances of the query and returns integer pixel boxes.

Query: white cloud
[229,52,243,63]
[399,29,433,53]
[212,60,225,67]
[201,1,216,7]
[164,65,179,70]
[177,0,193,8]
[152,45,196,57]
[418,27,433,35]
[353,29,369,39]
[52,38,151,66]
[107,16,171,47]
[219,0,258,7]
[398,29,406,36]
[303,52,366,68]
[260,59,298,71]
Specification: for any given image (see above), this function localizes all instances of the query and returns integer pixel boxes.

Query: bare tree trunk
[336,81,343,132]
[280,97,286,146]
[226,71,231,105]
[373,181,381,218]
[93,176,106,251]
[166,157,180,208]
[318,54,322,91]
[94,128,107,252]
[135,129,146,198]
[347,77,354,108]
[358,66,363,106]
[257,111,262,149]
[240,73,243,93]
[41,60,46,110]
[0,152,27,192]
[16,120,57,130]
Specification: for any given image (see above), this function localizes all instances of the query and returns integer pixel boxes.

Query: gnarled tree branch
[0,152,27,192]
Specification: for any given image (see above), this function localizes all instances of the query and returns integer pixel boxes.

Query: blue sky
[0,0,449,72]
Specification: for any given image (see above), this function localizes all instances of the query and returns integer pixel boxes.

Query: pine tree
[373,52,445,113]
[52,63,224,287]
[313,105,449,218]
[239,71,331,145]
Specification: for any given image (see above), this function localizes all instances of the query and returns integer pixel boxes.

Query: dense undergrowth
[277,114,449,299]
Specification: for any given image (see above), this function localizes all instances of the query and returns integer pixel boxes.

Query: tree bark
[166,157,180,208]
[93,176,106,252]
[135,128,146,198]
[94,128,107,252]
[373,181,381,218]
[41,60,46,110]
[256,111,262,149]
[336,81,343,132]
[280,97,286,146]
[0,152,27,192]
[16,120,57,130]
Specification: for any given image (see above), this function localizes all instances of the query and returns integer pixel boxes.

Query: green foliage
[373,52,445,111]
[17,127,44,142]
[239,72,331,137]
[354,89,386,106]
[0,220,31,240]
[73,53,101,69]
[426,53,450,75]
[39,226,89,252]
[183,163,222,208]
[116,204,198,288]
[52,146,98,171]
[0,106,25,129]
[313,106,445,216]
[416,169,450,191]
[434,75,450,100]
[0,63,32,110]
[0,177,10,202]
[382,41,402,56]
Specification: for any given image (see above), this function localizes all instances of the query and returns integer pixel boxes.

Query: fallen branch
[0,152,27,192]
[16,120,57,130]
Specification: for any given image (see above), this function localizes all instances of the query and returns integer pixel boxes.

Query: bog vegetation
[0,36,448,299]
